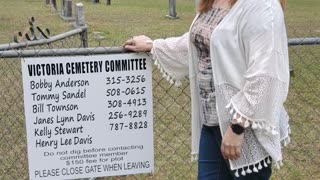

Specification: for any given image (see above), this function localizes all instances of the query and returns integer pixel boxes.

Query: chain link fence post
[74,3,88,48]
[166,0,179,19]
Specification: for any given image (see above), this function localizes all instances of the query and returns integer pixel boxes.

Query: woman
[123,0,290,179]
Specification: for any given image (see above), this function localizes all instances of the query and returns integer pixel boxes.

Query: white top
[151,0,290,176]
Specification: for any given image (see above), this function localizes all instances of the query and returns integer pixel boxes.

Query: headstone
[75,3,85,27]
[66,0,72,17]
[106,0,111,5]
[61,0,66,16]
[60,0,75,22]
[51,0,57,11]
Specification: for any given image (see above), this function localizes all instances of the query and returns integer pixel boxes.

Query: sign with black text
[21,53,154,180]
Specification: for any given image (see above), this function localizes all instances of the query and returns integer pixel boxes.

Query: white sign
[21,53,154,180]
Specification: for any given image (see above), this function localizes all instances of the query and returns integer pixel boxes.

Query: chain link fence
[0,31,86,180]
[0,23,320,180]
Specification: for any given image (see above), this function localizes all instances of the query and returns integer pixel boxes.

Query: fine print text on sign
[21,53,154,180]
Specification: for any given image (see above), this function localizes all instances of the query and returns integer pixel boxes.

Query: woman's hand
[221,126,244,160]
[123,35,153,52]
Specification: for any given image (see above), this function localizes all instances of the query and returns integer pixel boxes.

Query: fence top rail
[0,47,129,58]
[288,37,320,46]
[0,26,87,51]
[0,37,319,58]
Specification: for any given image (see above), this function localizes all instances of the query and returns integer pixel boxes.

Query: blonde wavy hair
[198,0,286,13]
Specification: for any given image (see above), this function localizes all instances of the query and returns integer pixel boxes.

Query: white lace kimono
[151,0,290,176]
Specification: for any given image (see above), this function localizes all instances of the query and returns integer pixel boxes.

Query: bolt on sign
[21,53,154,180]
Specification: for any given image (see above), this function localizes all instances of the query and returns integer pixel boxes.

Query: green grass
[285,0,320,37]
[0,0,320,179]
[72,0,196,47]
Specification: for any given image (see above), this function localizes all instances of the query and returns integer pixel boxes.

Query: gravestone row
[44,0,87,23]
[46,0,177,19]
[90,0,111,5]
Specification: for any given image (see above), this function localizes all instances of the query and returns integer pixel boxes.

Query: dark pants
[198,125,272,180]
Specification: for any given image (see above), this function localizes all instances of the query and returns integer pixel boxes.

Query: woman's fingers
[122,35,153,52]
[122,39,135,47]
[230,146,236,160]
[123,45,137,51]
[235,147,241,159]
[221,143,231,160]
[221,143,227,159]
[221,143,241,160]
